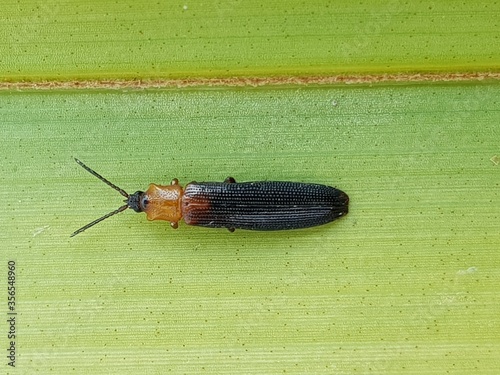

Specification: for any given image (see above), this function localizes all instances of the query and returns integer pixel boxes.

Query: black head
[127,191,145,213]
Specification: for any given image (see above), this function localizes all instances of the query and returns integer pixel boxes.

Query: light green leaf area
[1,0,499,80]
[0,83,499,374]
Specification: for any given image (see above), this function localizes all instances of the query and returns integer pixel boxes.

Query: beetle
[71,158,349,236]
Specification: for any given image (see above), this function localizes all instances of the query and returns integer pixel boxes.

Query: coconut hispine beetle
[71,159,349,236]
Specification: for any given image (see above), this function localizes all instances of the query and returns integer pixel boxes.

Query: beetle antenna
[74,158,129,198]
[71,159,132,237]
[70,204,129,237]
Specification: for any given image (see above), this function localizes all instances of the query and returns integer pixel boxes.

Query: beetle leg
[170,222,179,229]
[224,177,236,183]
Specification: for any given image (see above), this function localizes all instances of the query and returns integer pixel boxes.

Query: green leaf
[1,83,499,373]
[1,0,499,373]
[0,1,499,81]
